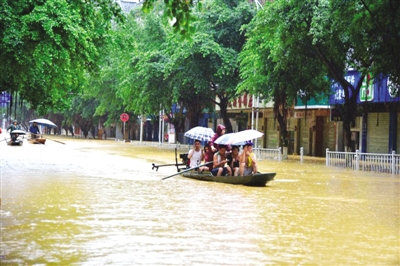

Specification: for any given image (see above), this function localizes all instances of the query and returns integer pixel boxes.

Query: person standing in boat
[228,145,240,176]
[29,122,41,139]
[7,120,20,141]
[239,141,258,176]
[209,124,226,153]
[188,139,208,171]
[212,145,232,176]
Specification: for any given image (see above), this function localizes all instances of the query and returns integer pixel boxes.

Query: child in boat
[239,141,258,176]
[228,145,240,176]
[212,145,232,176]
[188,139,208,171]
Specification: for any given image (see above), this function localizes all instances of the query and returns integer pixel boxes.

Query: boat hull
[28,138,46,144]
[181,172,276,187]
[7,139,23,146]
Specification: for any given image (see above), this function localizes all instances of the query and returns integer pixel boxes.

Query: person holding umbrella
[209,124,227,153]
[239,141,258,176]
[29,122,41,139]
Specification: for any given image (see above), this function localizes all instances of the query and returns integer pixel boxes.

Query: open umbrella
[10,129,27,135]
[184,126,214,141]
[214,129,263,145]
[213,132,244,146]
[29,118,57,128]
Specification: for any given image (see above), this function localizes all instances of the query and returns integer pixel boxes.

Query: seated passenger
[228,145,240,176]
[239,141,258,176]
[203,142,213,171]
[211,145,232,176]
[188,139,208,172]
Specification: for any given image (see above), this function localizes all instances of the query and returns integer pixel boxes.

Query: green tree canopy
[240,0,396,149]
[166,0,256,132]
[0,0,123,112]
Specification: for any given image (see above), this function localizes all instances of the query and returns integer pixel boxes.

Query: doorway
[351,131,360,152]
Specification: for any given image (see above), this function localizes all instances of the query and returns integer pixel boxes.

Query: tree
[355,0,400,95]
[65,97,99,138]
[143,0,199,36]
[166,0,256,133]
[239,1,330,147]
[0,0,124,112]
[240,0,384,151]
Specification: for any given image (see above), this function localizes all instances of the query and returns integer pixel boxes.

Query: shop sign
[360,73,374,102]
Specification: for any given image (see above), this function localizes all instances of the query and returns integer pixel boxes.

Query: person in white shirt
[188,139,208,171]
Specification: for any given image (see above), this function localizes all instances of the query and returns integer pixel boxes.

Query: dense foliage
[2,0,399,145]
[239,0,400,149]
[0,0,123,112]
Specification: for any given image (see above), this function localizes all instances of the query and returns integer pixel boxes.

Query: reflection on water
[1,139,399,265]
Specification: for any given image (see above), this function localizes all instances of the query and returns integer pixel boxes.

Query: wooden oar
[162,161,213,180]
[152,163,186,171]
[46,138,66,145]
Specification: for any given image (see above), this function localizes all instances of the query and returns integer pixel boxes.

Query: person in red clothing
[209,124,226,153]
[203,142,214,171]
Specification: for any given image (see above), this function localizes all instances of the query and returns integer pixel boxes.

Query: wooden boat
[181,171,276,187]
[28,138,46,144]
[153,148,276,186]
[6,131,25,146]
[27,133,46,144]
[7,139,23,146]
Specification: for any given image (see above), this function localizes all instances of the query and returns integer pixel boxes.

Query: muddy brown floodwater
[0,136,399,265]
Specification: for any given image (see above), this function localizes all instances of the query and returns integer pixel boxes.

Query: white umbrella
[214,129,263,145]
[213,133,244,145]
[10,129,27,135]
[29,118,57,128]
[184,126,214,141]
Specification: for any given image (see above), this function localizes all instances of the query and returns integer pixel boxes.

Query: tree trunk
[187,103,203,129]
[218,96,233,133]
[274,87,288,147]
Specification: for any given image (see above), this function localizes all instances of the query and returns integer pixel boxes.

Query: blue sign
[371,75,400,103]
[329,71,400,104]
[0,92,11,104]
[329,70,359,104]
[171,103,187,114]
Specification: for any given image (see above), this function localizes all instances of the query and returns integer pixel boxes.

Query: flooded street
[1,137,399,265]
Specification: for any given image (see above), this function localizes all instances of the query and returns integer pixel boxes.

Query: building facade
[224,71,400,157]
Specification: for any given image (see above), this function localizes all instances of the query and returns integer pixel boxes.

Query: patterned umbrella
[214,129,263,145]
[184,126,215,141]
